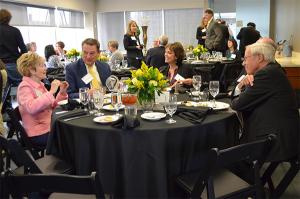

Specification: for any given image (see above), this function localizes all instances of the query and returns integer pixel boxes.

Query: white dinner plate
[102,104,125,111]
[141,112,167,121]
[191,60,205,64]
[93,115,121,124]
[185,101,230,110]
[57,99,68,105]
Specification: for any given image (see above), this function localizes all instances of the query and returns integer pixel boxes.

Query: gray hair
[159,35,168,46]
[247,42,275,63]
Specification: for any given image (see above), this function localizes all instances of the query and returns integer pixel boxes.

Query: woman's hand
[59,81,69,94]
[50,80,61,95]
[177,78,192,85]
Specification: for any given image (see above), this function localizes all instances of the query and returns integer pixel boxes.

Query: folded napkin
[176,106,212,124]
[60,98,81,111]
[111,116,140,129]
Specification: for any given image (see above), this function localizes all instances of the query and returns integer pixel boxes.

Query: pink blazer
[17,77,67,137]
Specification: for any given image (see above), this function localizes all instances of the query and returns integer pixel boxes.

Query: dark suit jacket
[231,63,299,161]
[123,34,143,59]
[65,58,111,99]
[146,46,166,69]
[0,24,27,63]
[205,20,224,51]
[237,26,261,57]
[196,26,206,45]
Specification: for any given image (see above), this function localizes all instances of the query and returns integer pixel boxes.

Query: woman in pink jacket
[17,52,69,147]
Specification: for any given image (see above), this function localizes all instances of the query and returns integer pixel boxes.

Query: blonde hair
[126,20,137,35]
[17,52,43,77]
[247,43,275,63]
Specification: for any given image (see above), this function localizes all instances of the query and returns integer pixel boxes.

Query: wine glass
[111,92,122,117]
[93,90,105,116]
[164,94,177,124]
[209,81,219,108]
[122,60,128,69]
[79,87,89,112]
[115,60,121,71]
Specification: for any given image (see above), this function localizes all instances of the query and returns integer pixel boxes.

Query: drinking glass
[209,81,219,108]
[192,75,202,101]
[111,92,122,117]
[164,94,177,124]
[122,60,128,69]
[93,90,105,116]
[79,87,89,112]
[115,60,121,71]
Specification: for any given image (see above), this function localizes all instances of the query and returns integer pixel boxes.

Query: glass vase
[139,99,154,113]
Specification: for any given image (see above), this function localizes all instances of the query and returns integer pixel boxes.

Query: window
[56,8,84,28]
[164,8,202,48]
[97,12,125,51]
[214,12,237,37]
[27,6,55,26]
[125,10,163,50]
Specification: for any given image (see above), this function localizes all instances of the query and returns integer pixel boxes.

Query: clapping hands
[50,80,69,95]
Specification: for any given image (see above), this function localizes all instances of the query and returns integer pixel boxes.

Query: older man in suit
[203,9,224,53]
[146,35,168,68]
[66,38,111,99]
[231,42,299,162]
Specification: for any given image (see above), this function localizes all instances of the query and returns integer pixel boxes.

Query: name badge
[201,28,206,32]
[34,89,43,97]
[131,36,136,41]
[231,54,236,59]
[174,74,185,81]
[82,73,94,84]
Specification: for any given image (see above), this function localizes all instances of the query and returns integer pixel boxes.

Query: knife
[63,114,90,121]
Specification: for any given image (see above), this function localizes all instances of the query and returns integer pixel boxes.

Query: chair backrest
[219,62,243,92]
[0,135,42,174]
[191,134,276,198]
[1,171,104,199]
[7,106,43,159]
[1,84,12,114]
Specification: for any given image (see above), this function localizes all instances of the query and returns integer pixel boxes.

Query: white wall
[96,0,206,12]
[236,0,270,37]
[272,0,300,52]
[214,0,236,13]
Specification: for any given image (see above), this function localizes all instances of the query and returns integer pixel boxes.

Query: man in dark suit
[237,22,261,57]
[66,38,111,99]
[146,35,168,68]
[231,42,299,162]
[203,9,224,53]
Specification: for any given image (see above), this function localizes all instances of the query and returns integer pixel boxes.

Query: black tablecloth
[47,97,240,198]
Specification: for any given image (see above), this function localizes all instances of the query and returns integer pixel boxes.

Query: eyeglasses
[243,54,256,61]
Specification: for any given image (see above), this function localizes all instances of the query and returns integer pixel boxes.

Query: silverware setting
[63,114,89,122]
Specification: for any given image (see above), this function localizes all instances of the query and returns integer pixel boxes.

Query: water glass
[111,92,122,116]
[164,94,177,124]
[122,60,128,69]
[79,87,89,111]
[93,90,105,116]
[209,81,219,107]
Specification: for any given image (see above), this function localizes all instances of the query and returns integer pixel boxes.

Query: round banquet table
[47,98,240,198]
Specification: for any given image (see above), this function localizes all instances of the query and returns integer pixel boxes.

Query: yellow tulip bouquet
[192,44,208,58]
[66,48,80,59]
[125,62,168,104]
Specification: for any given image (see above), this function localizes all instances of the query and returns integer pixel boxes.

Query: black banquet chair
[1,171,104,199]
[7,106,44,159]
[0,135,73,176]
[176,134,276,199]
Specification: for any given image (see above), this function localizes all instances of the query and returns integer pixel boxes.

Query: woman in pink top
[17,52,69,147]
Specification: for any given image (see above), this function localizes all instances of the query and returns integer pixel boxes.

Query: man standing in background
[0,9,27,86]
[237,22,261,57]
[146,35,168,69]
[203,8,224,54]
